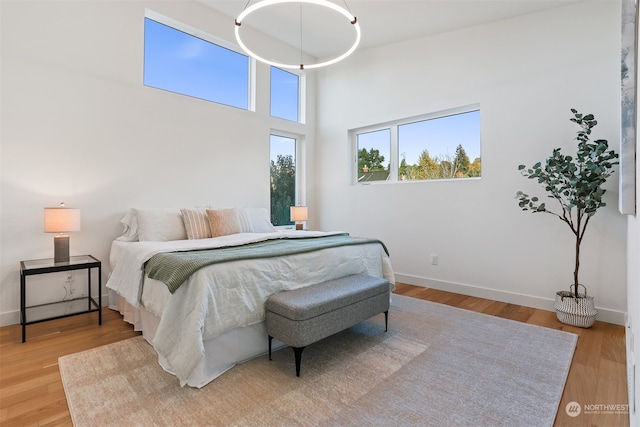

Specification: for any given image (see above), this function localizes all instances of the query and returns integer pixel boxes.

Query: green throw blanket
[145,234,389,294]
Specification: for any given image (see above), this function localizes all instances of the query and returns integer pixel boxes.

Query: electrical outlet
[62,272,76,299]
[431,254,438,265]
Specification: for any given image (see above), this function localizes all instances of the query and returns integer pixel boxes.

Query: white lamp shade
[44,207,81,233]
[290,206,308,222]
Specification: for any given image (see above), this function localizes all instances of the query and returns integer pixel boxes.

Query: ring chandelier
[234,0,360,70]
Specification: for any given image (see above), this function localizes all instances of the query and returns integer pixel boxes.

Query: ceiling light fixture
[235,0,360,70]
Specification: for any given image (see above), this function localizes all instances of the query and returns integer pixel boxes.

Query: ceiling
[198,0,582,61]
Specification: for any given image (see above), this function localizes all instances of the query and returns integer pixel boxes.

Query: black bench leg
[384,311,388,332]
[268,335,273,360]
[292,346,305,377]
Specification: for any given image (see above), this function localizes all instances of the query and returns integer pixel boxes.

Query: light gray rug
[59,295,577,426]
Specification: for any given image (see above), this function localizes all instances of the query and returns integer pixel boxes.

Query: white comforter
[106,230,395,386]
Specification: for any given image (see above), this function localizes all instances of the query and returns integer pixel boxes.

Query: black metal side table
[20,255,102,342]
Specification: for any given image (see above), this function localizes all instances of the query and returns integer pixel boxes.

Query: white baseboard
[395,273,626,326]
[1,279,625,327]
[626,313,637,421]
[0,311,20,328]
[0,293,111,328]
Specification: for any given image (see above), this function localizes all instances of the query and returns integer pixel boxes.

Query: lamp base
[296,223,303,230]
[53,235,70,263]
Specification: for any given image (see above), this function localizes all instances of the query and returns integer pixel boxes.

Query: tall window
[143,16,250,109]
[353,106,481,183]
[270,67,300,122]
[270,134,297,226]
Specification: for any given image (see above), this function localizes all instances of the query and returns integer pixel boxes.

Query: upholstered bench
[266,274,391,377]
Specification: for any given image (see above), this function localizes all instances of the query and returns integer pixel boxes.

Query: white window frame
[350,104,481,184]
[270,130,306,227]
[144,9,256,111]
[270,66,306,123]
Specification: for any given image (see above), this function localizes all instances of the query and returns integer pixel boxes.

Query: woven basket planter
[553,285,597,328]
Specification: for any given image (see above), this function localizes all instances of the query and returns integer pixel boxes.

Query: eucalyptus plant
[516,109,619,299]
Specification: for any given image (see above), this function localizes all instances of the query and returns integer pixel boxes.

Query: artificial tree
[516,109,619,299]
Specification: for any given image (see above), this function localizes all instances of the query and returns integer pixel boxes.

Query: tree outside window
[270,135,296,226]
[398,110,481,181]
[354,107,481,183]
[357,129,391,182]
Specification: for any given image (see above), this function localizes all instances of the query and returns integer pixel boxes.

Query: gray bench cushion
[265,274,390,321]
[266,274,391,376]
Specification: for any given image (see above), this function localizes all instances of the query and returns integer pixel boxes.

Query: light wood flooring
[0,283,629,426]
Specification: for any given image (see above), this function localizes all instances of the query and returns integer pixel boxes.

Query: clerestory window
[143,12,251,110]
[270,67,300,122]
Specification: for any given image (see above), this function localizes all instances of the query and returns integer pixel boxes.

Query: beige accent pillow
[207,208,242,237]
[181,208,211,239]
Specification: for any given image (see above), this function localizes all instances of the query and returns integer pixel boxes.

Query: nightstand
[20,255,102,342]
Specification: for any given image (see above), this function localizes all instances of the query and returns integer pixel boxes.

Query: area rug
[59,295,577,427]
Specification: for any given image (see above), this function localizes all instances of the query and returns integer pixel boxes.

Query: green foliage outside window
[397,144,481,180]
[358,148,387,173]
[270,154,295,226]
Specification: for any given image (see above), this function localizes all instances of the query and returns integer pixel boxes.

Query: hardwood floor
[394,283,629,427]
[0,283,629,426]
[0,308,140,426]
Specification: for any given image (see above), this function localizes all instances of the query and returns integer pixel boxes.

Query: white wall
[627,137,639,427]
[315,2,627,324]
[0,0,317,325]
[0,1,629,328]
[626,12,640,423]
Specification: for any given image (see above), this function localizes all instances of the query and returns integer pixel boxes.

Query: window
[352,106,481,183]
[270,134,297,226]
[398,110,481,180]
[357,129,391,182]
[270,67,300,122]
[143,15,250,109]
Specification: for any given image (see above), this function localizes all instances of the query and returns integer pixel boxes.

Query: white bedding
[108,231,317,306]
[107,230,395,386]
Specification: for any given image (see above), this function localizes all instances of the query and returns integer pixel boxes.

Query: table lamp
[44,203,81,263]
[290,206,308,230]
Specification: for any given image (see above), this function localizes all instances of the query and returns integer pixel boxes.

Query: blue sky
[144,17,479,167]
[359,110,481,168]
[270,135,296,163]
[145,17,300,162]
[271,68,299,122]
[144,18,249,109]
[400,111,481,163]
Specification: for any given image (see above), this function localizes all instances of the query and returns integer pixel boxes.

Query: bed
[106,207,395,388]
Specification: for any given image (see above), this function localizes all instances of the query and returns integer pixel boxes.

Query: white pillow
[115,209,139,241]
[244,207,277,233]
[134,208,187,241]
[237,208,252,232]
